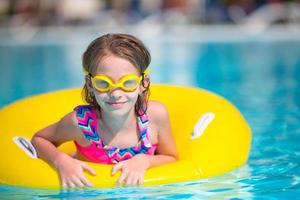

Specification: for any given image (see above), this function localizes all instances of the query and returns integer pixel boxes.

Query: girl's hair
[82,33,151,116]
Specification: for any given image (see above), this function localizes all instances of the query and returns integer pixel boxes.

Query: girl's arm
[31,112,96,188]
[31,113,74,167]
[112,101,178,186]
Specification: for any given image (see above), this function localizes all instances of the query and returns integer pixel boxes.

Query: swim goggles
[90,70,149,93]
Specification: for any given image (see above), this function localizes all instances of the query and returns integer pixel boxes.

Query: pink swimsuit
[74,105,158,164]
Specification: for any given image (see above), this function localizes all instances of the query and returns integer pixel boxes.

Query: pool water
[0,29,300,199]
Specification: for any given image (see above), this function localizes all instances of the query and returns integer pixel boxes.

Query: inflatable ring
[0,84,251,189]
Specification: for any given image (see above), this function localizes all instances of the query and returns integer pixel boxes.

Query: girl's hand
[55,154,97,188]
[111,154,150,186]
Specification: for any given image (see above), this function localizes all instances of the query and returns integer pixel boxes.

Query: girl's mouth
[106,101,126,107]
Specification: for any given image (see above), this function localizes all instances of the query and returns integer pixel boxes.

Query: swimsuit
[74,105,158,164]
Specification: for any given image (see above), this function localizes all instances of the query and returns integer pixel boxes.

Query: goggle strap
[82,68,89,75]
[142,69,150,76]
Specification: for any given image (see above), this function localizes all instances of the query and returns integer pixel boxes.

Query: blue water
[1,30,300,199]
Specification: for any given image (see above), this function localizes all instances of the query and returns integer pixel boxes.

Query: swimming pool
[1,26,300,199]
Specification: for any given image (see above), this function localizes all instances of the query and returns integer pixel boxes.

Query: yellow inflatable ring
[0,84,251,189]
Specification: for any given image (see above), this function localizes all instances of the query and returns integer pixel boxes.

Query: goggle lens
[94,79,110,90]
[122,79,139,89]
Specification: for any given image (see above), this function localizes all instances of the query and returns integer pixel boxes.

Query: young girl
[31,33,178,188]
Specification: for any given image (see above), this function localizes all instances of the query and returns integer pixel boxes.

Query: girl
[31,33,178,188]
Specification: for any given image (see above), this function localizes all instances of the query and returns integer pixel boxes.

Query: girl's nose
[108,88,122,100]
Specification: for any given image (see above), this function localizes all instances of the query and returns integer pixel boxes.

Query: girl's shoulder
[147,100,169,114]
[57,105,96,134]
[55,107,89,143]
[147,100,170,126]
[57,110,78,132]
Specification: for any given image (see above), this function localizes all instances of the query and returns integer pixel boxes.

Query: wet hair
[82,33,151,116]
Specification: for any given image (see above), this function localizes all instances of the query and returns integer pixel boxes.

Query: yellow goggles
[91,73,144,93]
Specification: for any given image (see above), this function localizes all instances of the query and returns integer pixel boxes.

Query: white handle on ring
[191,112,215,139]
[13,136,38,159]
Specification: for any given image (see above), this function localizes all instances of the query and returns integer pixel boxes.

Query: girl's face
[91,55,144,117]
